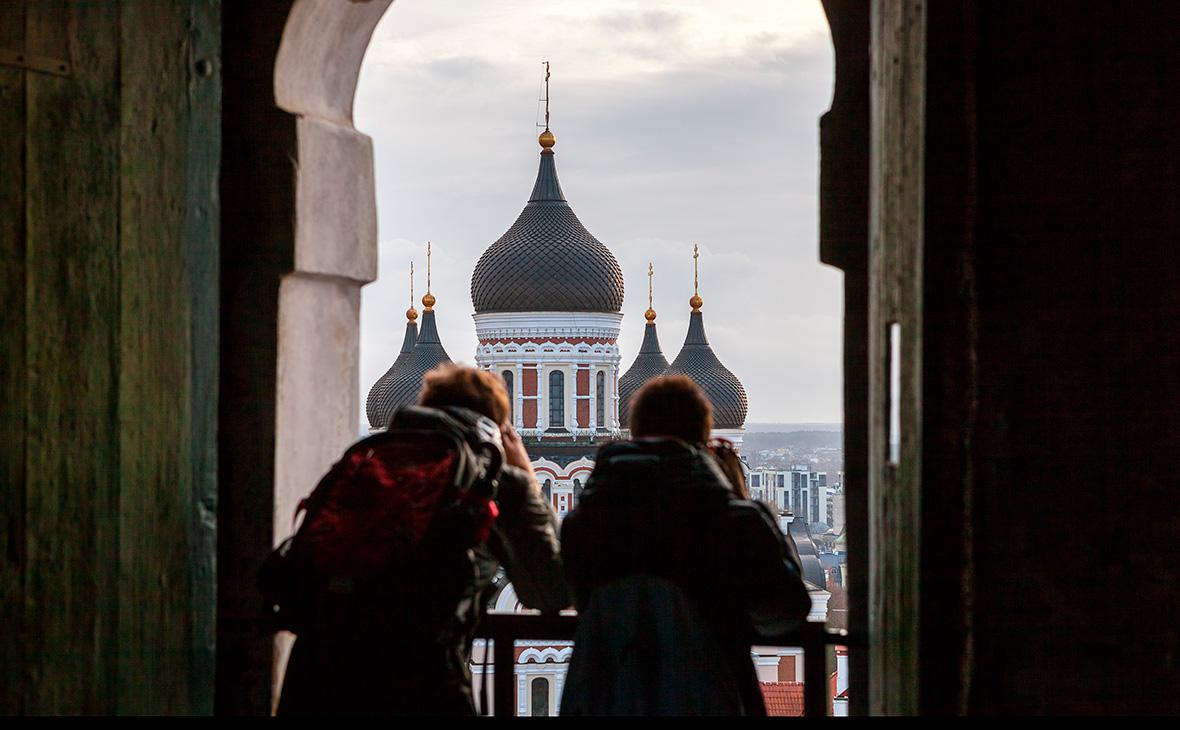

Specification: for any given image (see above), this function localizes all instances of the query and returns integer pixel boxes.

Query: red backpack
[259,406,504,635]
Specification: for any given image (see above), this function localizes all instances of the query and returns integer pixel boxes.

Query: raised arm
[724,502,813,637]
[484,452,570,614]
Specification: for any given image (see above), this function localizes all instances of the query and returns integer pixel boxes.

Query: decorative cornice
[474,311,623,336]
[478,327,619,340]
[477,340,619,355]
[480,336,615,346]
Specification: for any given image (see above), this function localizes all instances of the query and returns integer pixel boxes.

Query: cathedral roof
[618,322,670,428]
[365,305,451,430]
[470,135,625,314]
[665,309,748,430]
[365,319,417,429]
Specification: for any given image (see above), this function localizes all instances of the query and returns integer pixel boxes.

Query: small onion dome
[618,321,669,429]
[664,308,748,430]
[364,307,452,429]
[365,317,418,429]
[470,137,624,313]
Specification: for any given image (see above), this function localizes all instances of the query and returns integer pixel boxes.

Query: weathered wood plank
[818,0,871,715]
[0,1,28,715]
[182,0,221,716]
[23,0,121,713]
[118,0,188,711]
[868,0,925,716]
[116,0,218,714]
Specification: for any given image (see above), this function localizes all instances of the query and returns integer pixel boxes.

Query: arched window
[542,479,552,502]
[572,478,583,508]
[531,677,550,717]
[502,370,513,421]
[596,370,606,427]
[548,370,565,430]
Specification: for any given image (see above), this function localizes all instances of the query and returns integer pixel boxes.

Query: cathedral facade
[366,126,751,522]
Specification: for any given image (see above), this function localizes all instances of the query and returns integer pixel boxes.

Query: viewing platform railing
[477,612,853,717]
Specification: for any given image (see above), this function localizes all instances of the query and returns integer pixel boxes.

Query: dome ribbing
[365,309,451,429]
[471,148,624,313]
[665,310,748,430]
[365,320,417,429]
[618,322,670,428]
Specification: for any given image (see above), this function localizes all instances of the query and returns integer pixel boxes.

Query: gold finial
[422,242,436,311]
[644,262,657,322]
[406,261,418,321]
[689,244,703,311]
[538,61,556,151]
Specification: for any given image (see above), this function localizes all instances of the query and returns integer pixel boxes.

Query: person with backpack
[267,365,569,716]
[559,376,812,716]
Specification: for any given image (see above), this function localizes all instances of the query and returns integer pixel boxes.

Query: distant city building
[829,487,846,534]
[747,464,831,530]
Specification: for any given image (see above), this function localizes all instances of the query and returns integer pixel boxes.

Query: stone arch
[219,0,393,715]
[218,0,846,715]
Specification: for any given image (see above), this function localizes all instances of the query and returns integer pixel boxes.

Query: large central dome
[471,136,624,314]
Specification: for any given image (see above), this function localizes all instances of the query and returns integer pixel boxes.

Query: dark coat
[560,438,812,716]
[276,463,568,716]
[560,574,747,716]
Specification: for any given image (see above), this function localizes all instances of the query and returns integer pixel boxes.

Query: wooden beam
[22,0,121,713]
[3,0,220,713]
[116,0,219,714]
[0,0,29,715]
[868,0,925,716]
[818,0,871,715]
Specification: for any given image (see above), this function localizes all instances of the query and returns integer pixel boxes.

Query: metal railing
[477,612,851,717]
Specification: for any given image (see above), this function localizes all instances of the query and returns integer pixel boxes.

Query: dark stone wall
[217,0,297,717]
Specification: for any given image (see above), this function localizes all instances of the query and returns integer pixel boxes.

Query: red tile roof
[760,681,805,717]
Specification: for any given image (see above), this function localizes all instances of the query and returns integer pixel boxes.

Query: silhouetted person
[274,365,568,716]
[560,376,811,716]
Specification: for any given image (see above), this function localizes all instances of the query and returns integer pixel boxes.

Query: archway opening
[234,0,850,717]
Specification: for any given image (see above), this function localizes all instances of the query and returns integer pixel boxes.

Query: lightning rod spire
[645,262,657,322]
[538,62,556,151]
[690,244,703,312]
[422,242,436,311]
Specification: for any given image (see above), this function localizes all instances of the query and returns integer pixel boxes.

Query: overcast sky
[353,0,839,428]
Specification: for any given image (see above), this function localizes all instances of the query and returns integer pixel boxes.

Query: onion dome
[664,249,747,429]
[470,131,624,313]
[619,263,669,428]
[365,287,452,430]
[365,315,418,429]
[618,322,669,428]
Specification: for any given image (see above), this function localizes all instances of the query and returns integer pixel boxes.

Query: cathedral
[363,124,832,715]
[365,126,750,520]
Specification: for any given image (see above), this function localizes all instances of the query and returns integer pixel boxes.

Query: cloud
[355,0,840,428]
[593,9,687,35]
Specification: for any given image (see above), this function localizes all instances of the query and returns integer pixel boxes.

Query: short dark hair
[419,364,511,426]
[629,375,712,444]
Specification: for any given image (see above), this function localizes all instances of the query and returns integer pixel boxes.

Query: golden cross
[648,262,654,310]
[543,61,551,131]
[693,243,699,297]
